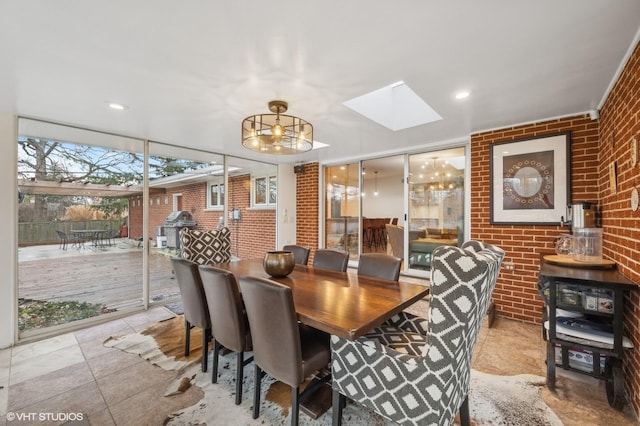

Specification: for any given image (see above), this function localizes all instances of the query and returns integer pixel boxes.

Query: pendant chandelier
[242,100,313,155]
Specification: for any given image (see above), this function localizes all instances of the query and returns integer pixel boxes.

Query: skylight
[343,81,442,131]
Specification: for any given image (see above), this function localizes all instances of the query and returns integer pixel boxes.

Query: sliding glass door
[324,162,360,260]
[323,146,466,274]
[407,148,465,271]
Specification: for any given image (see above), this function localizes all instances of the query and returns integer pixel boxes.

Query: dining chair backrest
[171,257,212,372]
[239,276,331,424]
[312,249,349,272]
[331,241,504,426]
[282,244,310,265]
[171,257,210,331]
[198,265,249,353]
[180,227,231,265]
[198,264,253,404]
[427,241,505,364]
[385,224,404,259]
[357,253,402,281]
[238,276,303,387]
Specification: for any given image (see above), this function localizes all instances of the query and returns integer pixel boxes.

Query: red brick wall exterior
[470,115,600,323]
[599,41,640,415]
[228,174,277,259]
[127,175,275,258]
[295,162,320,263]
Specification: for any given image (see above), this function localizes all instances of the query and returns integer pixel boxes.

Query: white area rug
[105,325,563,425]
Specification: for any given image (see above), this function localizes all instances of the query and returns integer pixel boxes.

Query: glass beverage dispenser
[567,202,602,262]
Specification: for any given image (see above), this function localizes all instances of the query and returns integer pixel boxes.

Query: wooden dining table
[213,258,429,340]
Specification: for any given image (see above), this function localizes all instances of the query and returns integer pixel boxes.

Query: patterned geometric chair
[180,227,231,264]
[331,241,505,426]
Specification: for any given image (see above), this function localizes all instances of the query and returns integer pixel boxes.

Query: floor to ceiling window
[17,118,147,337]
[407,148,465,271]
[146,142,225,305]
[226,156,278,259]
[16,118,279,339]
[362,155,404,256]
[324,162,360,260]
[323,146,466,274]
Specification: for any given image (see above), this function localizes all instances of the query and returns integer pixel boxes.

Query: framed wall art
[490,132,571,225]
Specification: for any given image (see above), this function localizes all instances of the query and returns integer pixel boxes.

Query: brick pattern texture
[128,175,275,258]
[599,40,640,415]
[295,162,320,264]
[470,116,599,324]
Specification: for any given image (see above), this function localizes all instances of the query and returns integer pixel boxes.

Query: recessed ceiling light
[107,102,128,110]
[455,91,470,100]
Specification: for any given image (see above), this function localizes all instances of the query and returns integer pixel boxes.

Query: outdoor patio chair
[55,230,70,250]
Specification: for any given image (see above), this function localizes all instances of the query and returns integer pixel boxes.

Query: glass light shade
[242,101,313,155]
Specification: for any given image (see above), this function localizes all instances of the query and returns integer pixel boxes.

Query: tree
[18,138,143,221]
[18,138,212,222]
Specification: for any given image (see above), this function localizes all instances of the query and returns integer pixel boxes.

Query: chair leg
[201,328,210,372]
[290,386,299,426]
[212,340,220,383]
[332,388,344,426]
[184,320,191,357]
[253,365,262,419]
[459,395,470,426]
[235,351,244,405]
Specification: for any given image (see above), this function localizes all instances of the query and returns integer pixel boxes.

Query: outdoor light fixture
[242,100,313,155]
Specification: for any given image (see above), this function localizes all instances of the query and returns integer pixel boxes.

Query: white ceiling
[2,1,640,166]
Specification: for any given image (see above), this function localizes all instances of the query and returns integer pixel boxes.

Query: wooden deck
[18,244,179,312]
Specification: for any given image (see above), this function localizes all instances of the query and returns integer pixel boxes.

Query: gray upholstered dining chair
[170,257,212,372]
[282,244,311,265]
[331,241,505,426]
[357,253,402,281]
[312,249,349,272]
[238,276,331,426]
[198,265,253,405]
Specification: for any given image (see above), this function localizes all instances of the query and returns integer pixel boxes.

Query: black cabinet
[538,257,637,410]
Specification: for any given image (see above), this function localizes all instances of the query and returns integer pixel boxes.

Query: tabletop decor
[263,250,295,277]
[490,132,571,225]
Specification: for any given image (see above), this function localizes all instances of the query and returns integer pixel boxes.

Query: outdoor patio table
[70,229,108,248]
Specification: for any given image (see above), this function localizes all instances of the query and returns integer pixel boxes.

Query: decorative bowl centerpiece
[263,251,295,277]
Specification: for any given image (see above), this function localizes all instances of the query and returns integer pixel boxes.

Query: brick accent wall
[599,40,640,415]
[295,162,319,263]
[128,175,275,257]
[470,116,600,323]
[293,46,640,413]
[228,174,276,259]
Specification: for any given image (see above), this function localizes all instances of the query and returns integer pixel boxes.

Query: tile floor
[0,307,638,425]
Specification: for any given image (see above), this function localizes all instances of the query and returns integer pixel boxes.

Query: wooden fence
[18,220,123,246]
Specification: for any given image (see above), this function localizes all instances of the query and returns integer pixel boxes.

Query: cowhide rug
[104,316,562,426]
